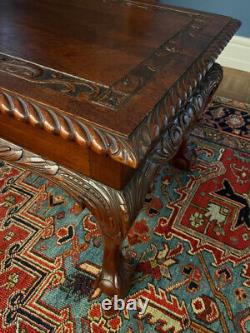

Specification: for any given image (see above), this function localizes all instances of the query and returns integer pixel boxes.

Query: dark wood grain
[0,0,240,137]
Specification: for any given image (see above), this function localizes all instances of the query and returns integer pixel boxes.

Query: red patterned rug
[0,96,249,333]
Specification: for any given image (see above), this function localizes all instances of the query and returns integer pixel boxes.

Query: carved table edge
[0,19,239,169]
[130,19,240,160]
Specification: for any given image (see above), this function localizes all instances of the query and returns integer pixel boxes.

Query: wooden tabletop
[0,0,240,168]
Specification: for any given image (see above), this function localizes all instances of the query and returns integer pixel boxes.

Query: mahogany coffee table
[0,0,240,298]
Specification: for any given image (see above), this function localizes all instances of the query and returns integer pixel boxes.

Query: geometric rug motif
[0,97,249,332]
[156,145,250,266]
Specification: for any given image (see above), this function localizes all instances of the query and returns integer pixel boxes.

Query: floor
[216,67,250,103]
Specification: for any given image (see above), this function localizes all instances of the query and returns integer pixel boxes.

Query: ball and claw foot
[89,252,134,300]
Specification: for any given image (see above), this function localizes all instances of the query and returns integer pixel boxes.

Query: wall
[160,0,250,37]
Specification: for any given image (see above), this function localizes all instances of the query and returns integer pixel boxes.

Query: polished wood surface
[0,0,238,135]
[1,0,188,84]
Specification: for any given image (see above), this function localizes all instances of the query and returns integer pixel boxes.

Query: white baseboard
[217,36,250,72]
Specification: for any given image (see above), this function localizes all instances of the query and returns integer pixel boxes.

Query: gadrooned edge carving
[0,55,224,297]
[0,90,138,167]
[0,83,215,295]
[0,62,224,169]
[0,48,221,259]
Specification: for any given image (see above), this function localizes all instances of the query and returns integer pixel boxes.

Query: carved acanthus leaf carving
[0,138,129,240]
[0,146,23,161]
[56,170,130,240]
[0,63,223,230]
[0,145,59,175]
[132,63,224,162]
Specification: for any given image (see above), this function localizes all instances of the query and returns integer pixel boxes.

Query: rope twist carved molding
[0,63,224,169]
[0,90,137,167]
[0,1,239,298]
[0,2,224,219]
[0,9,239,169]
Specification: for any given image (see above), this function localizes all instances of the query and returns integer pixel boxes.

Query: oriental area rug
[0,96,249,333]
